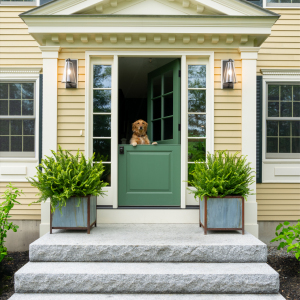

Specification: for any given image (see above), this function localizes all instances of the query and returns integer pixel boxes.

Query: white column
[39,46,60,237]
[239,47,260,238]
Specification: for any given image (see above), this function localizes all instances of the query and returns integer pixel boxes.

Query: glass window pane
[93,139,111,162]
[293,86,300,101]
[9,83,21,99]
[164,70,173,94]
[0,120,9,135]
[153,98,161,119]
[0,100,8,115]
[23,136,34,152]
[22,100,34,115]
[293,102,300,117]
[0,83,8,99]
[23,120,35,135]
[164,117,173,140]
[153,76,161,98]
[93,90,111,113]
[188,65,206,88]
[11,120,22,135]
[101,163,111,186]
[188,114,206,137]
[93,65,111,88]
[11,136,22,152]
[0,136,9,151]
[292,138,300,153]
[279,121,290,136]
[281,85,292,101]
[9,100,21,115]
[164,94,173,117]
[93,115,111,137]
[292,121,300,137]
[280,102,292,117]
[267,121,278,136]
[153,119,161,141]
[268,85,279,101]
[188,139,206,162]
[268,102,279,117]
[267,137,278,153]
[188,90,206,112]
[188,163,195,186]
[279,137,290,153]
[22,83,34,99]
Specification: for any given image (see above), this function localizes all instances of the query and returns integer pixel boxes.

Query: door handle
[119,147,124,154]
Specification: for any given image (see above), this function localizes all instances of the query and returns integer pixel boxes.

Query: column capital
[238,47,260,60]
[39,46,61,59]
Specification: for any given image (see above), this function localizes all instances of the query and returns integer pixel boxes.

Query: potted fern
[27,146,108,234]
[188,150,255,235]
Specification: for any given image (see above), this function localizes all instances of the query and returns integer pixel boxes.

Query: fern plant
[188,150,255,201]
[27,146,108,214]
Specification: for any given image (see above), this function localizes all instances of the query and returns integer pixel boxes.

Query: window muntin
[187,65,207,183]
[266,83,300,159]
[266,0,300,6]
[92,65,112,186]
[0,82,35,157]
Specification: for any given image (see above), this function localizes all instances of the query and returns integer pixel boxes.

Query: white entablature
[20,0,279,48]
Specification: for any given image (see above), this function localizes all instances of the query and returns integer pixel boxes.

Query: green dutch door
[118,59,181,206]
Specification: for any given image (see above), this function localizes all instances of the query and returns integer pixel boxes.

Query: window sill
[263,159,300,164]
[0,157,38,163]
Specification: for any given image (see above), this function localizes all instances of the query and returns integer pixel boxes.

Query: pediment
[22,0,278,17]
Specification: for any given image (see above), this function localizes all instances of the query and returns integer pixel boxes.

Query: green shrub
[271,221,300,261]
[188,150,255,200]
[27,146,108,214]
[0,183,21,263]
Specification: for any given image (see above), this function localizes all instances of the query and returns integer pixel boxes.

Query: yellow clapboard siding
[58,89,85,96]
[58,103,85,109]
[214,137,241,144]
[214,144,241,151]
[57,137,85,144]
[58,144,85,151]
[58,95,85,103]
[58,109,85,116]
[214,117,242,123]
[214,110,241,117]
[58,74,85,82]
[58,130,85,136]
[214,131,241,137]
[58,123,86,130]
[256,183,300,221]
[214,103,242,110]
[0,182,41,220]
[214,124,241,130]
[214,96,241,103]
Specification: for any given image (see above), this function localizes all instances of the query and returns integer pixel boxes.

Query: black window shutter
[256,75,262,183]
[39,74,43,170]
[246,0,263,7]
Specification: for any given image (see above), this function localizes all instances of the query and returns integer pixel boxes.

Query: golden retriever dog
[130,119,157,147]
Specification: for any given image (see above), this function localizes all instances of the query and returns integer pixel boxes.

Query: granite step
[9,294,286,300]
[29,224,267,263]
[15,262,279,294]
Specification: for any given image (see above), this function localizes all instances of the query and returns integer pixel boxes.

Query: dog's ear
[132,122,136,132]
[144,121,148,130]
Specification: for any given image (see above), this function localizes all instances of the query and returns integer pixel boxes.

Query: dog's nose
[139,126,143,130]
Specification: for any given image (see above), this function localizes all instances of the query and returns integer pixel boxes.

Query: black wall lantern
[222,59,237,89]
[62,58,78,88]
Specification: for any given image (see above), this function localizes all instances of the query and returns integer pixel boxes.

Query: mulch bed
[0,251,29,300]
[0,248,299,300]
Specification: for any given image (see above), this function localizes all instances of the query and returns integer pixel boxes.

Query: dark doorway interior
[118,57,176,144]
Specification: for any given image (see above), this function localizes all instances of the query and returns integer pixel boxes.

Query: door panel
[118,145,180,206]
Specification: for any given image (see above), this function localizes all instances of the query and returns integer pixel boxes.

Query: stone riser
[29,244,267,262]
[9,294,286,300]
[15,262,279,294]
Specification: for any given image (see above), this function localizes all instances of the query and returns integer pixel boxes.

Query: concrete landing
[15,262,279,294]
[30,224,267,262]
[9,294,286,300]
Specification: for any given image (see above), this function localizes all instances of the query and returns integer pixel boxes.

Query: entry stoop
[10,224,284,299]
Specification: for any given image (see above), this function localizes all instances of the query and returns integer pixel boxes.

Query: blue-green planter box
[199,196,244,235]
[50,195,97,234]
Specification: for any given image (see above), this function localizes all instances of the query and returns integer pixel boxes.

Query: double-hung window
[0,82,36,157]
[266,83,300,159]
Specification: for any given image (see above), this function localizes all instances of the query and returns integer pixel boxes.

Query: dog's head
[132,119,148,135]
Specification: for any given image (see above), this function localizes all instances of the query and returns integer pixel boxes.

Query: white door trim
[85,50,214,208]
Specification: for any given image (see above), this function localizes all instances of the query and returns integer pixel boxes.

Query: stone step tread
[17,262,277,275]
[9,294,286,300]
[30,225,266,263]
[15,262,279,294]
